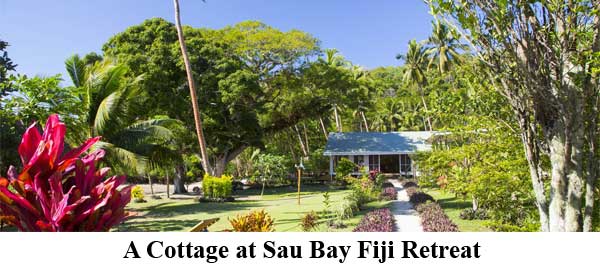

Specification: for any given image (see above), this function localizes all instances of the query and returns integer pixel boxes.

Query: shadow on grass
[235,185,337,197]
[436,197,471,210]
[132,200,265,219]
[116,219,201,232]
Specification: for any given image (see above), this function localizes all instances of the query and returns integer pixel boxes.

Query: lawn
[117,185,392,232]
[424,188,491,232]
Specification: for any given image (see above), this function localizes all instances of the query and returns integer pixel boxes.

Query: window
[369,155,379,171]
[400,154,412,173]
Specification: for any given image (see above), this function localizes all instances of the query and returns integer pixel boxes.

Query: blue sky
[0,0,433,79]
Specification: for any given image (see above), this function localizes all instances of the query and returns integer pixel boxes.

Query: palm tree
[397,40,432,131]
[65,55,176,174]
[172,0,213,175]
[425,21,467,74]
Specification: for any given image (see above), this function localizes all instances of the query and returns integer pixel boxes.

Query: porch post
[329,155,334,180]
[364,155,370,171]
[399,154,403,177]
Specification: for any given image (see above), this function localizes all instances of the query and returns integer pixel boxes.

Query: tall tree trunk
[565,123,584,232]
[173,0,212,175]
[583,144,597,231]
[147,174,154,195]
[516,110,550,231]
[333,105,342,132]
[319,117,328,139]
[287,130,298,162]
[583,7,600,232]
[360,111,369,132]
[212,145,248,177]
[174,163,187,194]
[213,155,227,177]
[419,92,433,131]
[166,170,170,199]
[303,123,310,154]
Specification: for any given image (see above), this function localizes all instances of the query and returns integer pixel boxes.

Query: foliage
[103,18,361,176]
[300,211,319,232]
[321,191,331,217]
[202,174,233,199]
[229,209,275,232]
[0,114,132,231]
[1,75,81,173]
[379,187,397,201]
[346,176,377,209]
[424,21,467,73]
[131,186,146,203]
[416,202,459,232]
[415,119,536,228]
[353,208,395,232]
[337,199,357,220]
[459,208,488,221]
[428,0,600,232]
[0,39,16,93]
[252,153,290,185]
[184,154,203,181]
[335,158,355,180]
[64,55,177,175]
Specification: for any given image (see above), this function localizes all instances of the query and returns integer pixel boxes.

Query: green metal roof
[323,131,434,156]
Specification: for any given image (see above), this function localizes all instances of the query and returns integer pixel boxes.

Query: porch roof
[323,131,435,156]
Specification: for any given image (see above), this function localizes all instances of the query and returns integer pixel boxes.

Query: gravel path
[389,179,423,232]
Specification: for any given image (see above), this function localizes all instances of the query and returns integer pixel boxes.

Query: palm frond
[65,55,86,87]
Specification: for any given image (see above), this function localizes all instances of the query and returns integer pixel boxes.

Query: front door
[379,155,399,174]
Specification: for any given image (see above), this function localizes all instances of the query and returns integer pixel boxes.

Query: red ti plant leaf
[0,114,132,231]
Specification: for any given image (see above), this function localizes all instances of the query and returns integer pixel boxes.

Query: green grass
[424,188,491,232]
[117,185,391,232]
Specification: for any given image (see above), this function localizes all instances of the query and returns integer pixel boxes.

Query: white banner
[0,232,598,265]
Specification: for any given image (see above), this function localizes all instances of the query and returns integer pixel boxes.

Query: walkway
[389,179,423,232]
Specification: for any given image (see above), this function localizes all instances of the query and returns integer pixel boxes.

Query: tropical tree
[103,19,361,176]
[398,40,432,131]
[429,0,600,231]
[64,55,175,175]
[424,21,467,73]
[0,39,17,95]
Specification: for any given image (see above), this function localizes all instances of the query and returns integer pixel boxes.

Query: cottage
[323,131,435,177]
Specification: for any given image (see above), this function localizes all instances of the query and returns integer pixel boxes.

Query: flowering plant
[0,114,131,231]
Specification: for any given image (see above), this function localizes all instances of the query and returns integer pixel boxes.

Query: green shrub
[131,186,146,203]
[459,208,489,220]
[345,176,377,209]
[338,199,357,220]
[321,192,332,217]
[335,158,355,181]
[202,174,233,199]
[374,173,386,189]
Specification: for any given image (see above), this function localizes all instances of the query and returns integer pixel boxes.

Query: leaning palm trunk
[419,91,433,131]
[173,0,213,175]
[333,105,342,132]
[360,111,369,132]
[319,117,328,139]
[294,125,308,157]
[303,123,310,154]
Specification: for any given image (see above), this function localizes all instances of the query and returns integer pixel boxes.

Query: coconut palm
[425,21,467,74]
[65,55,176,174]
[397,39,432,131]
[173,0,213,175]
